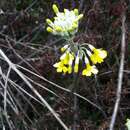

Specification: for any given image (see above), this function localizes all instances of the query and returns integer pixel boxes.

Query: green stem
[71,73,79,130]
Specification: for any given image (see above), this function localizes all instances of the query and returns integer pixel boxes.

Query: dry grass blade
[109,12,126,130]
[0,49,69,130]
[17,64,105,114]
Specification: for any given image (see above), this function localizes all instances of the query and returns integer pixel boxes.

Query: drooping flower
[81,56,98,76]
[90,49,107,64]
[68,53,74,74]
[74,51,80,73]
[60,52,70,64]
[47,4,107,76]
[46,4,83,37]
[88,44,107,64]
[53,61,68,73]
[53,42,107,76]
[53,50,75,74]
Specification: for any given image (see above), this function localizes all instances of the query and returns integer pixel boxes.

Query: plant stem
[72,73,79,130]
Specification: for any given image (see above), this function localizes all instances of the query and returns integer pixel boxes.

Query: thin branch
[3,66,11,113]
[0,49,69,130]
[17,64,105,114]
[109,12,126,130]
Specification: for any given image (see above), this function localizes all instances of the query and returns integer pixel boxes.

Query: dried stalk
[109,12,126,130]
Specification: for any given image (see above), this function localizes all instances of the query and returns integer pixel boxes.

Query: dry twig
[109,12,126,130]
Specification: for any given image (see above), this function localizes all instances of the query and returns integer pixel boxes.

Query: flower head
[46,4,83,37]
[53,43,107,76]
[53,43,108,76]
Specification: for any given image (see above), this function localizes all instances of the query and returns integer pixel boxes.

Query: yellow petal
[63,67,68,73]
[85,71,92,76]
[53,62,61,68]
[90,54,99,64]
[68,66,72,74]
[82,69,91,76]
[82,69,87,75]
[74,64,78,73]
[60,53,69,64]
[57,68,62,72]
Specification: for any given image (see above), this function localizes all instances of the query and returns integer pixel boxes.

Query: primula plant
[46,4,107,76]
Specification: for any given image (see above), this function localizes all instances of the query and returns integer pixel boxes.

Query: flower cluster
[53,44,107,76]
[46,4,83,37]
[46,4,107,77]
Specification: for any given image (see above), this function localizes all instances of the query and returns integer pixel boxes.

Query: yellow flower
[90,49,107,64]
[74,51,80,73]
[87,44,107,64]
[82,64,98,76]
[60,52,69,64]
[46,4,83,36]
[68,53,74,74]
[53,51,74,74]
[53,61,68,73]
[53,43,107,76]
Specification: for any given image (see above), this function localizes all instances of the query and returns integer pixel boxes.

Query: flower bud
[47,27,53,33]
[74,9,78,15]
[46,19,52,24]
[52,4,59,14]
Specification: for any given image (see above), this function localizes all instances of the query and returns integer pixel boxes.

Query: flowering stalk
[46,4,108,129]
[46,4,107,77]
